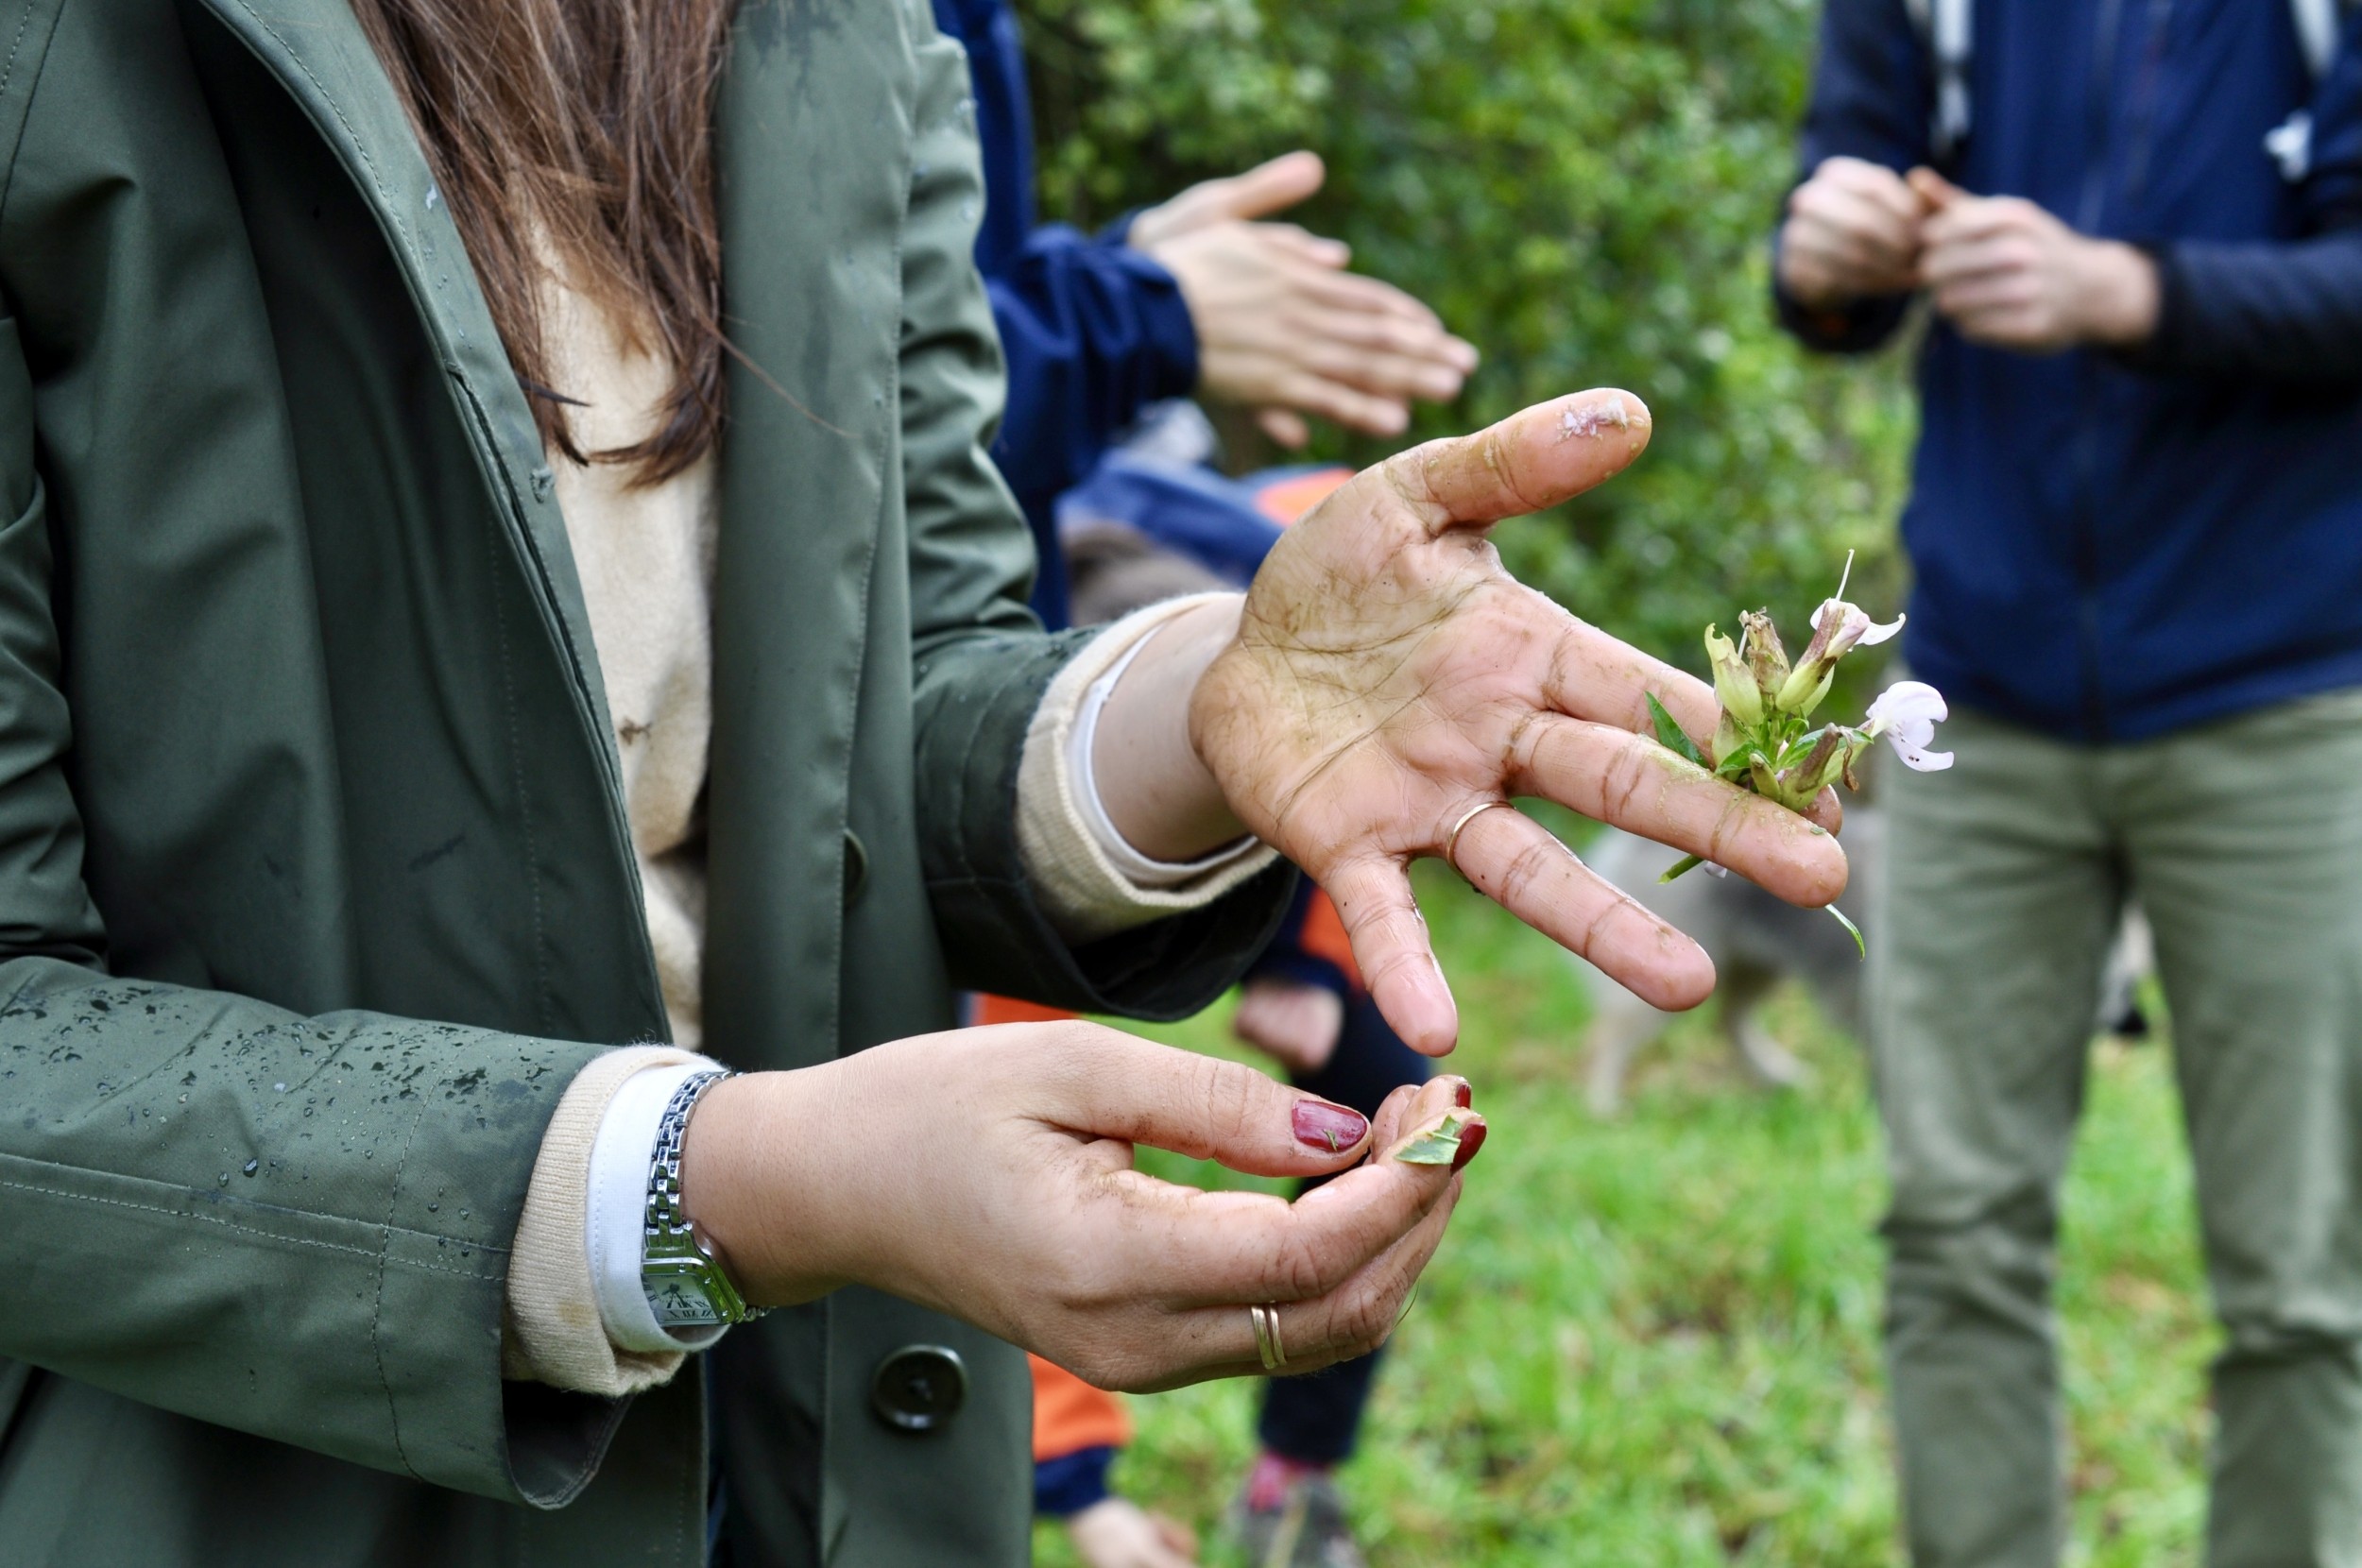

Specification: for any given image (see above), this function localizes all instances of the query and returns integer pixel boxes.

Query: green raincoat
[0,0,1286,1561]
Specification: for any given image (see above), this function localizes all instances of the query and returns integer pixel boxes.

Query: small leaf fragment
[1827,902,1865,958]
[1660,853,1705,883]
[1396,1109,1473,1165]
[1646,692,1705,767]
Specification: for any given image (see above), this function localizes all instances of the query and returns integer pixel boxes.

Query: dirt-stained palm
[1190,390,1852,1055]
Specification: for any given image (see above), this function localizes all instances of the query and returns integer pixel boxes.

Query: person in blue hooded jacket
[1775,2,2362,1563]
[930,0,1477,628]
[929,7,1478,1565]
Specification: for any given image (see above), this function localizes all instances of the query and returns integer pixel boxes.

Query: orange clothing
[1030,1354,1134,1462]
[970,992,1079,1028]
[1252,467,1354,527]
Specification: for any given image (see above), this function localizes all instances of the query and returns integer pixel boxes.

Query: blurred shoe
[1232,1462,1366,1568]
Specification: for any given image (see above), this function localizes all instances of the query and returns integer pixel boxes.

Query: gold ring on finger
[1444,799,1511,878]
[1249,1303,1287,1372]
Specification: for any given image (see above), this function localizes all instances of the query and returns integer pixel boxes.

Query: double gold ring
[1249,1304,1287,1372]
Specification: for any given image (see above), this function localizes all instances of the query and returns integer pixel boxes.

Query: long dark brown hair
[351,0,734,485]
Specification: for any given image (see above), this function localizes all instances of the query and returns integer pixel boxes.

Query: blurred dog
[1576,810,2153,1115]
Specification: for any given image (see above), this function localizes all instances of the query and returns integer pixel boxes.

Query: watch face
[650,1278,723,1328]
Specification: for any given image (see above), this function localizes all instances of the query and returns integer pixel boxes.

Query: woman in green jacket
[0,0,1847,1563]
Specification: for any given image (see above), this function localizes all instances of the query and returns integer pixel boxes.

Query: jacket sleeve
[2121,14,2362,387]
[983,230,1200,514]
[930,0,1199,510]
[0,308,619,1505]
[1772,0,1933,354]
[895,13,1292,1019]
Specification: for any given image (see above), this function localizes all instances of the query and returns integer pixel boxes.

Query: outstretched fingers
[1321,856,1460,1054]
[1544,620,1845,835]
[1510,714,1849,909]
[1446,801,1717,1011]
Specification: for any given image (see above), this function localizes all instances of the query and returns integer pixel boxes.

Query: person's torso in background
[1901,0,2362,741]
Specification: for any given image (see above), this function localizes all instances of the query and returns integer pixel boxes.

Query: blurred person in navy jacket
[932,6,1475,1565]
[1777,2,2362,1563]
[932,0,1475,628]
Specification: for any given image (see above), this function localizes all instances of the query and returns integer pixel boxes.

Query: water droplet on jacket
[243,1159,259,1176]
[218,1172,231,1186]
[424,183,440,212]
[426,1202,438,1212]
[274,1082,287,1093]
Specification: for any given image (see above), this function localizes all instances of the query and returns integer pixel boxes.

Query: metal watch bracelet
[642,1068,767,1331]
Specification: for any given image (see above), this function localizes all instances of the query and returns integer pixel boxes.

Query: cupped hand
[1189,390,1851,1053]
[679,1022,1481,1391]
[1777,154,1928,308]
[1909,168,2158,351]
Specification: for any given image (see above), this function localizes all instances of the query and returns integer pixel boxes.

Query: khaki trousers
[1873,691,2362,1568]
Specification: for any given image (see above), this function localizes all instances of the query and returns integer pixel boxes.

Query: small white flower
[1863,680,1953,772]
[1808,600,1907,647]
[1806,550,1904,649]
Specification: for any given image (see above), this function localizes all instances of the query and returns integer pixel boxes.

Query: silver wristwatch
[642,1069,766,1331]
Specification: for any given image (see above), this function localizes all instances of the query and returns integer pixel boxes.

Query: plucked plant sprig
[1646,556,1951,953]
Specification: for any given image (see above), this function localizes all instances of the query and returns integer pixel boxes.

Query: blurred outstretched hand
[1127,150,1478,449]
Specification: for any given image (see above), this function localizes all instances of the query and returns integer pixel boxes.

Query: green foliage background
[1021,0,1918,678]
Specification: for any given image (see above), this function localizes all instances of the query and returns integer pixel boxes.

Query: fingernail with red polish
[1292,1099,1369,1154]
[1449,1117,1488,1172]
[1452,1081,1473,1109]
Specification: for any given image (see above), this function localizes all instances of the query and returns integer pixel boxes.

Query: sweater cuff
[502,1045,719,1397]
[1017,593,1279,943]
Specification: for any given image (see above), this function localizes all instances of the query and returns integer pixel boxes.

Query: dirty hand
[1128,151,1478,448]
[1100,392,1850,1056]
[680,1023,1480,1390]
[1911,168,2159,351]
[1777,155,1929,308]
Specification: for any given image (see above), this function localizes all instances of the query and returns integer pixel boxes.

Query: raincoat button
[871,1344,966,1433]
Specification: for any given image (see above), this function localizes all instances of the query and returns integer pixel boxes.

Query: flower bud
[1776,725,1868,805]
[1738,609,1789,711]
[1774,599,1903,717]
[1704,624,1762,728]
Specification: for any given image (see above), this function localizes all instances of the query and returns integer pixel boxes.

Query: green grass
[1036,859,2212,1567]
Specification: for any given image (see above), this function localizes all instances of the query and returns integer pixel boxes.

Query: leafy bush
[1022,0,1915,683]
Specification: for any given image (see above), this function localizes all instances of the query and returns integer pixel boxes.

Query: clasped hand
[1778,156,2160,351]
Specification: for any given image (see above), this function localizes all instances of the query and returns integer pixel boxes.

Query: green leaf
[1827,902,1865,958]
[1659,853,1705,883]
[1396,1109,1474,1166]
[1646,691,1705,767]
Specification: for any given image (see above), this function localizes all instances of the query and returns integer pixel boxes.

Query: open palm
[1190,390,1850,1055]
